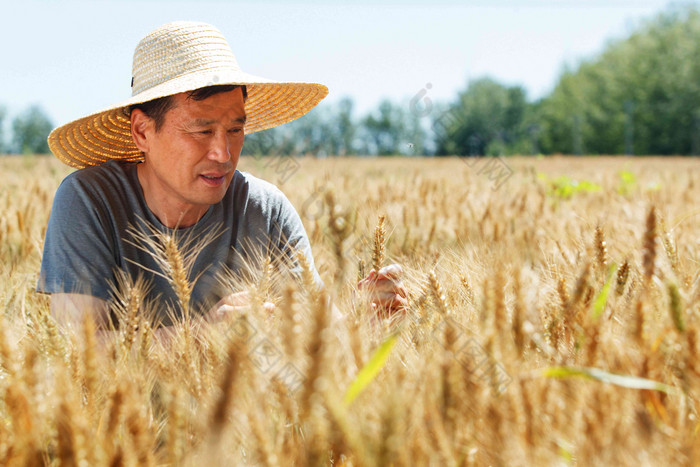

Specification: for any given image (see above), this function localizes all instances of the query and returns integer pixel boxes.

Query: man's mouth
[200,174,226,186]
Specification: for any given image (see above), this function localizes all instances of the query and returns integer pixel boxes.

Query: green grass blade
[343,332,398,406]
[591,263,616,320]
[542,366,677,394]
[668,282,685,332]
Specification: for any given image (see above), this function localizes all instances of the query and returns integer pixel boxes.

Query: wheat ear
[372,215,386,272]
[642,206,657,286]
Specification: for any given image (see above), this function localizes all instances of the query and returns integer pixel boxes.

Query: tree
[434,77,530,156]
[361,100,408,156]
[12,105,53,155]
[289,106,333,156]
[240,98,359,157]
[404,104,429,156]
[241,127,284,156]
[332,97,357,156]
[537,5,700,155]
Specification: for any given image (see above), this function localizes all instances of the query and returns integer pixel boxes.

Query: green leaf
[617,170,638,195]
[542,366,678,394]
[557,440,575,465]
[668,282,685,332]
[577,180,602,193]
[343,332,398,406]
[591,263,616,320]
[619,170,636,185]
[549,176,601,198]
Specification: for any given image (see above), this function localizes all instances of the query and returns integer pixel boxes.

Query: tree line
[0,105,53,155]
[247,5,700,157]
[4,5,700,157]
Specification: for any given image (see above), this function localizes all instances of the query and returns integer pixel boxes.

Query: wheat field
[0,154,698,466]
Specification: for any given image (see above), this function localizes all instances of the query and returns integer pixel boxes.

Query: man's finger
[362,277,407,295]
[373,295,409,315]
[376,264,403,280]
[217,291,251,307]
[371,290,407,302]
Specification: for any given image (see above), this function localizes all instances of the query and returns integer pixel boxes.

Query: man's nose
[209,131,231,162]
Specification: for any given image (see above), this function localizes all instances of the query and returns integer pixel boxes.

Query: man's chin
[201,185,231,205]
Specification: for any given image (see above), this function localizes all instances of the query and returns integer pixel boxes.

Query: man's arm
[51,291,274,333]
[49,293,127,348]
[50,293,112,329]
[38,171,120,304]
[50,293,181,345]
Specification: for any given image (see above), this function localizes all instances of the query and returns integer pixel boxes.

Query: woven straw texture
[48,21,328,168]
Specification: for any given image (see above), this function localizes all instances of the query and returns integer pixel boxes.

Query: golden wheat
[0,155,698,465]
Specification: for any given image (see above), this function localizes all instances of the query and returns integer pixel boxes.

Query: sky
[0,0,685,129]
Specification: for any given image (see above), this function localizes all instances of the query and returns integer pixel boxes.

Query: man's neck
[136,164,208,229]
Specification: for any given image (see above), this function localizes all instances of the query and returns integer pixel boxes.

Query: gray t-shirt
[37,160,321,326]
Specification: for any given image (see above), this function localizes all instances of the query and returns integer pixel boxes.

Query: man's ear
[130,108,153,154]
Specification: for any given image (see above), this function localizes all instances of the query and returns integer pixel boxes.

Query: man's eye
[229,128,243,134]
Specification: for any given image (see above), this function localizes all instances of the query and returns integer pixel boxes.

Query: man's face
[133,87,246,226]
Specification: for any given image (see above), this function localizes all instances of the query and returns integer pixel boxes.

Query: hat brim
[48,69,328,168]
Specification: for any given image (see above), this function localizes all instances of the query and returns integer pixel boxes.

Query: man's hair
[129,84,248,131]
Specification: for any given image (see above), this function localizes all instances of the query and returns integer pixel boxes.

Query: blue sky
[0,0,682,128]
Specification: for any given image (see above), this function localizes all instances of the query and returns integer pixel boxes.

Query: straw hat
[48,21,329,168]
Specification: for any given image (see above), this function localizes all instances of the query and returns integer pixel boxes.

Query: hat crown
[131,21,241,96]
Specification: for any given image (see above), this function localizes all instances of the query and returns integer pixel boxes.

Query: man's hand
[357,264,408,316]
[204,291,276,325]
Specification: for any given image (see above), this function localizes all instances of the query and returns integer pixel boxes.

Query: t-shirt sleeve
[272,191,325,290]
[37,175,117,301]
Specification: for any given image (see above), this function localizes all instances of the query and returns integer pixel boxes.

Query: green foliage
[419,4,700,156]
[333,97,358,156]
[8,4,700,158]
[592,264,617,320]
[537,5,700,155]
[434,78,534,156]
[343,332,398,406]
[11,105,53,155]
[242,99,356,157]
[668,282,685,332]
[617,170,638,195]
[542,366,678,394]
[361,99,410,156]
[538,173,602,198]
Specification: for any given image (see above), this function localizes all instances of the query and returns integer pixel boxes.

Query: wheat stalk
[642,206,657,286]
[594,225,607,280]
[300,290,330,423]
[428,269,450,317]
[372,215,386,272]
[616,259,630,297]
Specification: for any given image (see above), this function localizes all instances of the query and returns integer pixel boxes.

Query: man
[38,21,406,330]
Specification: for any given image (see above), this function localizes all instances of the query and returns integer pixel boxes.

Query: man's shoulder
[53,160,142,217]
[233,170,283,194]
[227,170,300,228]
[60,160,136,194]
[232,170,288,205]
